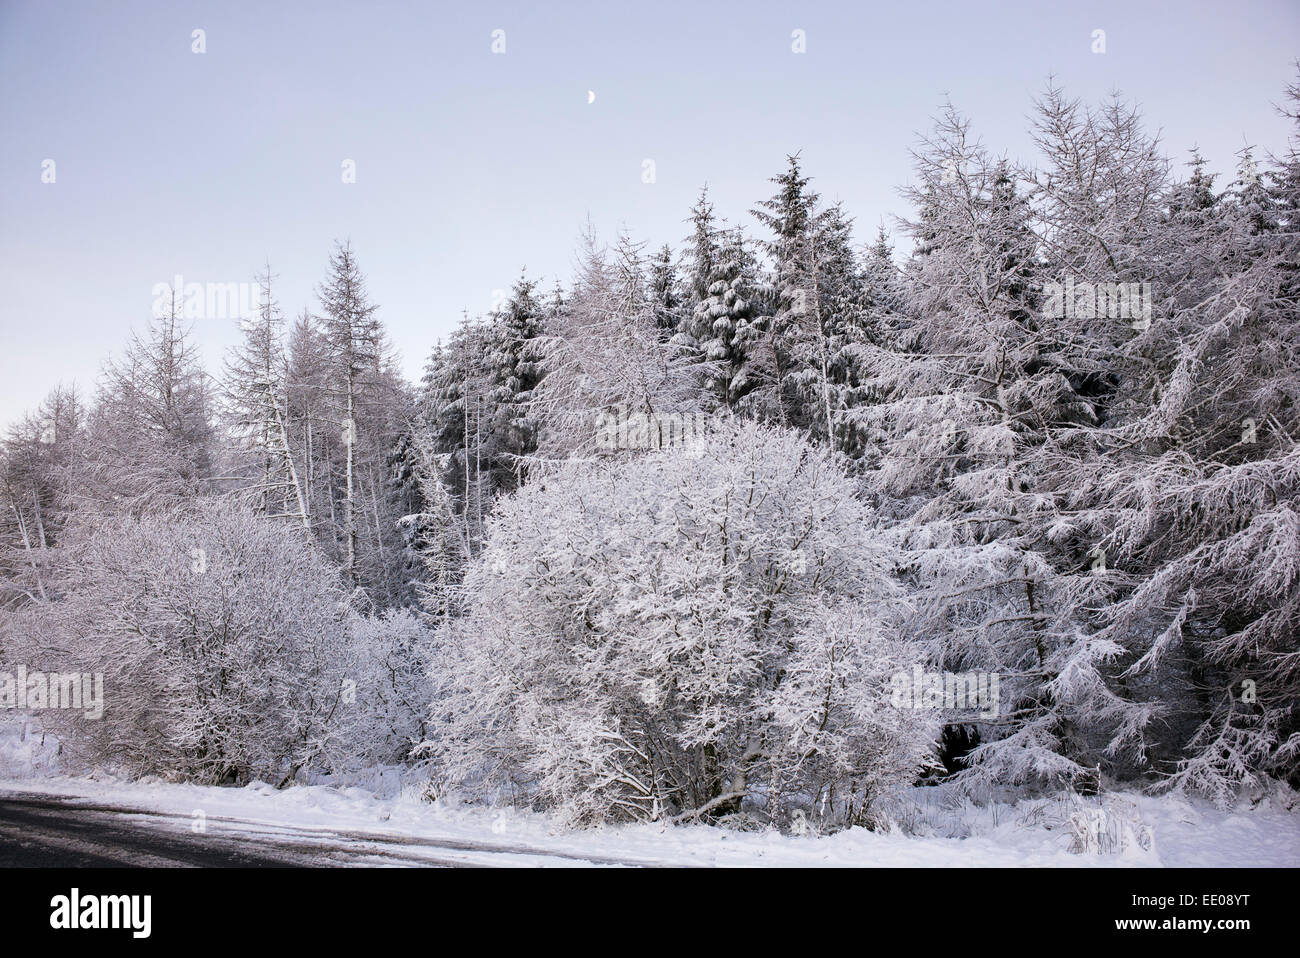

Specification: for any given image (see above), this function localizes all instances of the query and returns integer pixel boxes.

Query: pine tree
[485,272,548,492]
[648,244,683,342]
[418,317,496,555]
[682,227,759,411]
[749,154,821,426]
[854,105,1130,792]
[1066,78,1300,799]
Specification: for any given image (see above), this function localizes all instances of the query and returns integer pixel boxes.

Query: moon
[587,90,595,104]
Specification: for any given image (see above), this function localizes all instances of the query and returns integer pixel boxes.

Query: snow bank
[2,764,1295,867]
[0,717,62,779]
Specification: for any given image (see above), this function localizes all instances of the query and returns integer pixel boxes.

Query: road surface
[0,791,667,867]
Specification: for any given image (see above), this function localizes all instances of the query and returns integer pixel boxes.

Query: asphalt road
[0,794,299,866]
[0,791,667,867]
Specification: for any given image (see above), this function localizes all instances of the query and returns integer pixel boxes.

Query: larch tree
[316,241,384,589]
[222,264,310,532]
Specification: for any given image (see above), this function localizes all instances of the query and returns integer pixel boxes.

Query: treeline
[1,77,1297,823]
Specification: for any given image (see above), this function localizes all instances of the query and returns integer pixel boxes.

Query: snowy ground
[3,721,1297,867]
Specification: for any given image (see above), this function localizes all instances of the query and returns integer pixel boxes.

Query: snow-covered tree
[222,264,310,532]
[529,229,700,460]
[483,272,548,492]
[0,385,83,609]
[76,293,216,513]
[424,419,936,827]
[9,502,354,782]
[4,499,431,782]
[648,243,684,343]
[316,241,384,588]
[417,316,497,556]
[680,226,760,411]
[851,104,1140,793]
[1060,81,1300,801]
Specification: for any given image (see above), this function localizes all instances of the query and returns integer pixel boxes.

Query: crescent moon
[587,90,595,104]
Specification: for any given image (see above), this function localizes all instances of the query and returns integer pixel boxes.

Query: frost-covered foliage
[336,608,433,768]
[76,304,217,514]
[530,231,701,461]
[675,192,763,413]
[849,106,1123,795]
[423,419,937,827]
[2,501,430,784]
[837,84,1300,804]
[4,71,1299,819]
[1022,84,1300,802]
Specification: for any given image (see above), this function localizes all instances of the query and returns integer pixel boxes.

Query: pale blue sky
[1,0,1297,427]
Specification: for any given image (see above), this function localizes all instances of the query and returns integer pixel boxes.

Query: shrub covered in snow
[2,502,430,784]
[336,608,433,768]
[423,419,938,827]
